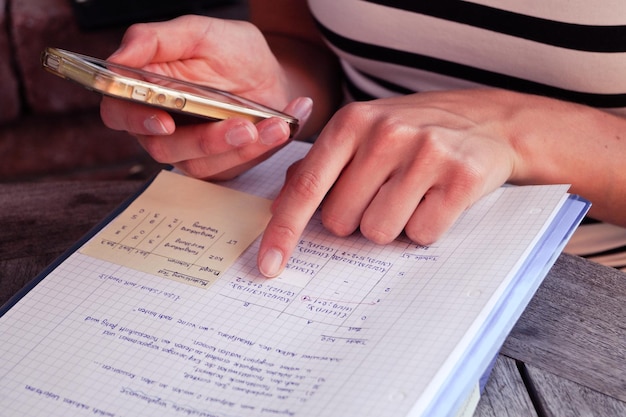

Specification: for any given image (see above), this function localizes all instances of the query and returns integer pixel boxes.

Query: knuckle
[411,128,483,182]
[360,225,397,245]
[337,101,368,119]
[333,102,372,132]
[373,115,408,138]
[454,168,486,198]
[405,226,438,246]
[196,130,219,157]
[404,212,444,245]
[289,169,325,203]
[125,22,149,35]
[404,190,467,246]
[140,137,171,163]
[121,22,154,44]
[320,211,356,237]
[440,163,488,209]
[233,138,264,162]
[176,159,207,179]
[268,221,299,243]
[417,127,449,157]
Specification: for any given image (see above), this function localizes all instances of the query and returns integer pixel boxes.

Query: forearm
[504,90,626,225]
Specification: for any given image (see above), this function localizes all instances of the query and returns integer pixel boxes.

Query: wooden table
[1,180,625,416]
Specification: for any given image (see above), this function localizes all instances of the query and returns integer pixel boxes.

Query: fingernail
[226,124,255,146]
[259,248,283,278]
[291,97,313,121]
[144,115,169,135]
[259,120,290,145]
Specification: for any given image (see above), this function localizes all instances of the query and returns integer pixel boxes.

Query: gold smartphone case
[41,47,299,135]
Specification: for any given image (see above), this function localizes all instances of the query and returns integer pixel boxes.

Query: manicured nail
[259,248,283,278]
[144,115,169,135]
[226,124,255,146]
[259,120,290,145]
[291,97,313,121]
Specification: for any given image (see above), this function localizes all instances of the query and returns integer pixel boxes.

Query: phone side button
[173,97,185,109]
[131,86,150,101]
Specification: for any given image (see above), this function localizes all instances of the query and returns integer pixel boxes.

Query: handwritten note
[80,170,272,288]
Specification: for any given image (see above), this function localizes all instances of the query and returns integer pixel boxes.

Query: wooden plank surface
[524,363,626,417]
[502,254,626,402]
[0,180,144,306]
[474,356,538,417]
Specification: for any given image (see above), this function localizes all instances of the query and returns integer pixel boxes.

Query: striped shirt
[308,0,626,270]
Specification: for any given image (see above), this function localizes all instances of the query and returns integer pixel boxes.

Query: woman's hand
[258,87,626,277]
[257,89,524,277]
[100,15,312,180]
[258,89,626,277]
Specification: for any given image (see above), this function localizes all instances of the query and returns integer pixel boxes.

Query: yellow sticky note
[80,170,272,288]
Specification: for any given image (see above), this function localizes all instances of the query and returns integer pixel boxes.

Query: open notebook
[0,141,589,417]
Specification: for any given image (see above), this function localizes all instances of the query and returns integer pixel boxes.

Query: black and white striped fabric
[308,0,626,270]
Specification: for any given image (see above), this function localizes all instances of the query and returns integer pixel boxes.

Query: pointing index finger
[257,137,353,278]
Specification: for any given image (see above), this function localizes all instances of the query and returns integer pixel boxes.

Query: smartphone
[41,47,299,136]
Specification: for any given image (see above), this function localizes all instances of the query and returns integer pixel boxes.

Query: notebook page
[0,141,570,417]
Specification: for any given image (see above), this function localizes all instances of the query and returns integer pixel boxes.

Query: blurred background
[0,0,248,183]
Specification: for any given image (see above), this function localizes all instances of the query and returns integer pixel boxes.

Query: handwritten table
[1,180,625,416]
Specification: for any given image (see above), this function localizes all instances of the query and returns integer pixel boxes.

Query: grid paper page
[0,141,571,417]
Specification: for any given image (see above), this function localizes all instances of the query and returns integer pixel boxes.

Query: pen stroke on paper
[80,170,273,288]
